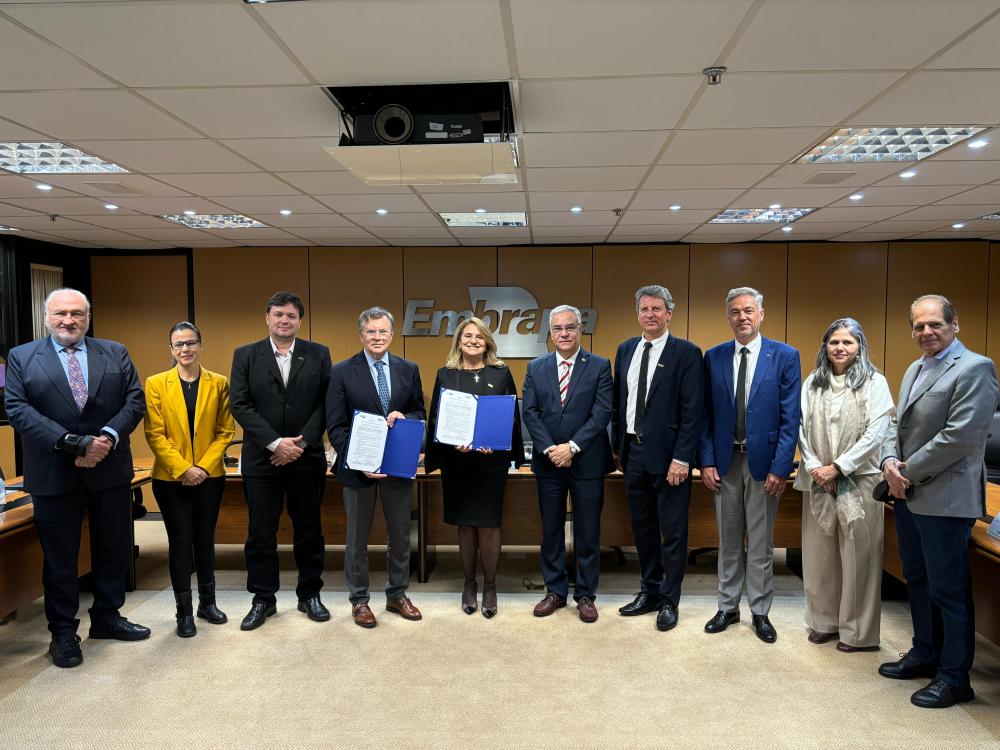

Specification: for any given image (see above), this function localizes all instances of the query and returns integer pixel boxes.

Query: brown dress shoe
[352,603,377,628]
[577,597,598,623]
[386,595,422,621]
[533,593,567,617]
[837,641,880,653]
[808,629,838,644]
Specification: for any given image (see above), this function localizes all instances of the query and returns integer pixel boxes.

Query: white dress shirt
[625,330,669,434]
[266,338,296,452]
[545,348,581,455]
[732,334,762,408]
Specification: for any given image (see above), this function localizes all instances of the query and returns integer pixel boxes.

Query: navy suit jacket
[522,349,614,479]
[4,336,145,495]
[326,350,425,489]
[699,336,801,481]
[612,334,704,475]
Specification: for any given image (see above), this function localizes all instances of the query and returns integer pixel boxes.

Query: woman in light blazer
[144,322,235,637]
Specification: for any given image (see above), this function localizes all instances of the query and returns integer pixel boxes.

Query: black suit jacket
[522,349,614,479]
[4,336,145,495]
[230,337,332,476]
[612,334,704,475]
[326,351,426,489]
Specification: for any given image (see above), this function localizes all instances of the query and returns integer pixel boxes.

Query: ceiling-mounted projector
[324,82,518,186]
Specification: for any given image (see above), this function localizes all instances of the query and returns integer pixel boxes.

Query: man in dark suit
[700,286,800,644]
[327,306,425,628]
[4,288,147,668]
[879,294,998,708]
[230,291,332,631]
[522,304,613,623]
[612,285,703,632]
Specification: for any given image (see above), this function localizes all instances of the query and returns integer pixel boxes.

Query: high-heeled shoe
[461,578,478,615]
[482,583,497,619]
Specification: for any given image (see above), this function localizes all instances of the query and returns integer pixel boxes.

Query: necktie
[559,360,572,406]
[374,359,390,415]
[65,346,88,411]
[634,341,652,437]
[735,346,749,443]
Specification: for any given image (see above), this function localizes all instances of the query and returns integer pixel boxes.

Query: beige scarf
[804,379,867,535]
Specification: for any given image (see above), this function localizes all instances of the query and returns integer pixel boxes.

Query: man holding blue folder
[327,306,426,628]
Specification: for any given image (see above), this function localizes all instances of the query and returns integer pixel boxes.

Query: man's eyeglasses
[363,329,392,338]
[551,325,580,334]
[169,340,201,351]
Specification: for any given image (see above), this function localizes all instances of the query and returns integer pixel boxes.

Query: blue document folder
[470,394,516,451]
[378,417,425,479]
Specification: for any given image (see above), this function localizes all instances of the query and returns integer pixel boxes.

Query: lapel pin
[487,383,494,388]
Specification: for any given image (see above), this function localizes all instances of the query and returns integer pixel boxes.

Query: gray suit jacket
[881,339,998,518]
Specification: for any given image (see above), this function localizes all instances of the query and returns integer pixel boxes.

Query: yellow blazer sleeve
[197,376,236,476]
[143,375,193,480]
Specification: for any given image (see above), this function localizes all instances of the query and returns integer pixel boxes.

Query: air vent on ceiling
[83,181,146,195]
[801,171,857,185]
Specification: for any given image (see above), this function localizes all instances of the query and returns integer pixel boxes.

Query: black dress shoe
[49,634,83,668]
[618,592,662,616]
[910,678,975,709]
[89,617,151,641]
[752,614,777,643]
[240,600,277,631]
[704,610,740,633]
[878,651,938,680]
[655,602,678,632]
[297,595,331,622]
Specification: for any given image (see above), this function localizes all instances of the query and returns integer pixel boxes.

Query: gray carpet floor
[0,518,998,749]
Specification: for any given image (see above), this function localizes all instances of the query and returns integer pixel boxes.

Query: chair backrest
[986,410,1000,484]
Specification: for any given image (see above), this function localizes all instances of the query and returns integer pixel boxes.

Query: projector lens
[373,104,413,145]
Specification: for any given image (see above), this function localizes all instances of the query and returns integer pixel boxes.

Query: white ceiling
[0,0,999,249]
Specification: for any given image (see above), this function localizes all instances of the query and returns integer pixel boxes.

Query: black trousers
[535,470,604,601]
[242,468,326,603]
[152,477,225,594]
[31,481,132,636]
[622,437,691,607]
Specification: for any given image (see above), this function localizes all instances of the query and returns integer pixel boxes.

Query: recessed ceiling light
[710,207,815,224]
[848,193,864,201]
[768,203,782,209]
[375,208,388,215]
[899,170,917,179]
[951,223,965,229]
[36,183,52,191]
[474,208,487,214]
[279,209,293,216]
[570,206,583,213]
[439,211,527,227]
[794,126,985,164]
[161,214,268,229]
[183,210,197,216]
[0,142,129,174]
[0,224,20,231]
[104,203,118,210]
[982,212,1000,220]
[669,204,681,211]
[781,226,793,232]
[968,139,989,149]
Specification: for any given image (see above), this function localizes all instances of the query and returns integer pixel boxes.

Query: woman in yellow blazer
[144,322,235,637]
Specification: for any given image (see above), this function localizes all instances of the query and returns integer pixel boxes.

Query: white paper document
[345,411,389,473]
[434,388,478,447]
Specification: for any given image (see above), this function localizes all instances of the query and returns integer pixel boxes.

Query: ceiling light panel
[710,207,815,224]
[439,211,527,228]
[0,142,129,175]
[983,213,1000,220]
[796,127,985,164]
[0,224,20,231]
[160,213,267,229]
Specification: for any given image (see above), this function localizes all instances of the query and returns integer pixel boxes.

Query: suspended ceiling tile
[420,192,526,213]
[521,131,668,168]
[221,138,346,172]
[526,166,647,192]
[852,71,1000,124]
[528,191,633,212]
[319,193,429,214]
[644,164,775,190]
[74,139,258,174]
[630,188,744,210]
[618,208,717,225]
[207,195,332,215]
[0,16,114,90]
[152,172,301,197]
[660,127,828,166]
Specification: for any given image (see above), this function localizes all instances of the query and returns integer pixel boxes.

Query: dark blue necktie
[374,359,390,415]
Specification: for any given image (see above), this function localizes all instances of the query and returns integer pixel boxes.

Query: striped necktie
[65,346,88,411]
[559,360,572,406]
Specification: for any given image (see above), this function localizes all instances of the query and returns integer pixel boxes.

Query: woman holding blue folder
[425,317,524,618]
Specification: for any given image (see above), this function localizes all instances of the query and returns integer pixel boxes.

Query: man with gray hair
[327,306,426,628]
[5,288,147,667]
[700,287,800,644]
[523,304,613,622]
[612,285,704,632]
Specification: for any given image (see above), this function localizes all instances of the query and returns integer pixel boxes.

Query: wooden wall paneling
[497,245,594,391]
[90,254,189,459]
[0,425,14,478]
[308,246,404,363]
[592,244,690,369]
[884,241,989,392]
[401,246,498,404]
[688,243,788,353]
[786,242,888,377]
[988,242,1000,371]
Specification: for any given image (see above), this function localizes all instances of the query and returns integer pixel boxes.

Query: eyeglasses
[363,329,392,338]
[169,340,201,351]
[551,325,579,334]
